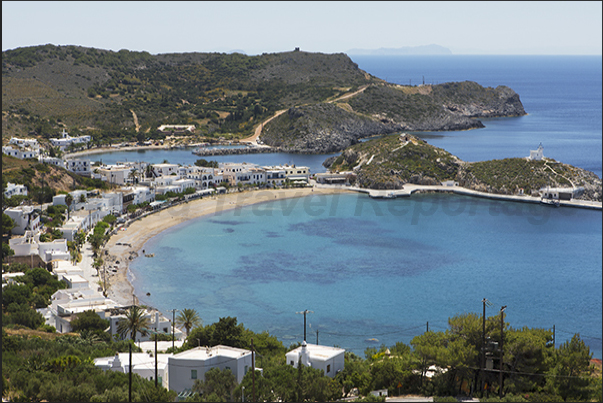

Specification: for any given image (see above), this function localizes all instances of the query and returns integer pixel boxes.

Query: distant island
[347,44,452,55]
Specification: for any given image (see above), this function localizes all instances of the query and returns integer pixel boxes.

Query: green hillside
[327,134,602,200]
[2,45,375,143]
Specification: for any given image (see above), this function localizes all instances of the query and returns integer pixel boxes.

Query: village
[2,129,355,398]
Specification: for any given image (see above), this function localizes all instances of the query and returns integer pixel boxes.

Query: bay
[107,55,601,357]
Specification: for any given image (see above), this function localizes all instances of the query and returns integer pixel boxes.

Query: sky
[2,1,602,55]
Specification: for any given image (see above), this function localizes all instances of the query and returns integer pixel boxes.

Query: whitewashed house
[49,128,91,150]
[4,206,41,235]
[4,182,28,198]
[263,167,287,187]
[107,308,182,343]
[153,163,180,178]
[96,165,132,185]
[95,352,171,388]
[9,235,70,263]
[286,341,345,378]
[9,137,39,149]
[2,145,40,159]
[167,345,253,393]
[39,155,66,168]
[65,159,92,176]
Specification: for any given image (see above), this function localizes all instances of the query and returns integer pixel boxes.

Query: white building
[540,186,583,201]
[157,124,195,134]
[4,206,41,235]
[529,143,544,161]
[2,145,40,159]
[46,288,121,333]
[38,155,65,168]
[49,128,92,150]
[96,165,132,185]
[4,182,28,198]
[3,137,40,159]
[65,159,92,176]
[10,137,39,149]
[263,167,287,187]
[122,186,155,205]
[285,341,345,378]
[9,234,70,263]
[95,352,171,388]
[167,345,253,393]
[153,163,180,178]
[107,308,182,343]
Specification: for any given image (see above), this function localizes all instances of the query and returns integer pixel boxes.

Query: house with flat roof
[95,352,172,388]
[167,345,253,393]
[2,145,40,159]
[4,206,41,235]
[286,341,345,378]
[4,182,28,198]
[49,128,92,150]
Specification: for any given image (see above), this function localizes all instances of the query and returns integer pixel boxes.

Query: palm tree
[65,194,73,221]
[117,305,150,341]
[176,308,202,338]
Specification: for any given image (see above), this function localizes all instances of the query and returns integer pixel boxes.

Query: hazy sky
[2,1,602,55]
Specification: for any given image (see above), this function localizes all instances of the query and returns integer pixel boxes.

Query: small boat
[540,199,560,207]
[365,338,379,343]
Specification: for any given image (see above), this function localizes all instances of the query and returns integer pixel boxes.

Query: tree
[211,316,244,348]
[177,308,202,338]
[2,213,16,238]
[65,194,73,221]
[116,305,150,341]
[78,194,86,204]
[71,310,110,333]
[2,243,15,258]
[192,367,236,402]
[545,334,592,401]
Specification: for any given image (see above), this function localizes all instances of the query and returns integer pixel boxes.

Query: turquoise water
[130,192,602,357]
[118,55,601,357]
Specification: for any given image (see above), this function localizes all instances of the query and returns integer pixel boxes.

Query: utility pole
[481,298,487,397]
[251,337,256,402]
[499,306,507,398]
[170,309,177,351]
[296,309,314,342]
[426,321,429,333]
[129,342,132,402]
[155,334,158,388]
[553,325,555,349]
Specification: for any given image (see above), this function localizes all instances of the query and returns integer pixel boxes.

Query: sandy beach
[99,187,352,306]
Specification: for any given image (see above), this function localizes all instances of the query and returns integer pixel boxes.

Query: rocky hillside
[325,134,601,201]
[2,155,112,203]
[2,45,376,142]
[259,103,402,153]
[3,45,525,154]
[261,82,526,153]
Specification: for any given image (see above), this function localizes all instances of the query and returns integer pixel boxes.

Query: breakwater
[192,146,284,156]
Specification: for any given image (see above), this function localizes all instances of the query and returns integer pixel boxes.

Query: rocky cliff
[261,82,526,153]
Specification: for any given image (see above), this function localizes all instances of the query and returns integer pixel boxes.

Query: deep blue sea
[120,56,602,358]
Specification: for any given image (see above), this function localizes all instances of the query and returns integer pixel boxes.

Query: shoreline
[102,187,353,306]
[98,183,600,307]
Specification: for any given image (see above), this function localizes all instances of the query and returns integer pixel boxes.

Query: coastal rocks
[192,146,283,156]
[261,103,402,154]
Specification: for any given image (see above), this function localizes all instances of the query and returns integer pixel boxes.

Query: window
[290,361,294,366]
[191,370,197,379]
[327,364,331,373]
